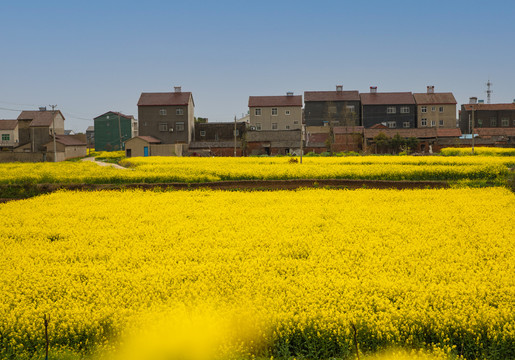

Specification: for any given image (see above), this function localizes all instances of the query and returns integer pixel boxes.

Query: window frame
[439,106,444,113]
[421,118,427,127]
[403,122,410,128]
[176,121,185,131]
[255,108,262,116]
[159,109,167,116]
[387,106,396,114]
[1,134,10,141]
[439,119,444,126]
[400,106,410,114]
[421,106,427,113]
[501,118,509,127]
[387,121,397,128]
[285,110,291,116]
[200,130,206,137]
[159,123,168,132]
[271,108,278,116]
[256,123,262,131]
[271,123,278,130]
[176,108,184,116]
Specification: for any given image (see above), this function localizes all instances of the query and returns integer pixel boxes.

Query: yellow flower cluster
[440,147,515,156]
[0,156,512,185]
[1,188,513,359]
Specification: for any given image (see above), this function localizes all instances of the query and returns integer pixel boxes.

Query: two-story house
[360,87,416,129]
[0,120,19,150]
[460,100,515,134]
[17,108,65,151]
[413,86,457,128]
[248,92,302,131]
[94,111,137,151]
[304,86,361,127]
[137,86,194,144]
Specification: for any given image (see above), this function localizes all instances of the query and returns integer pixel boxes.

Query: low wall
[0,152,45,163]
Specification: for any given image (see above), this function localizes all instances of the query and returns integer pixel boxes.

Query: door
[126,149,131,158]
[144,146,149,157]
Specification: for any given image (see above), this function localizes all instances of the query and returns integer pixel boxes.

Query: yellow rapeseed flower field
[440,147,515,156]
[0,188,514,359]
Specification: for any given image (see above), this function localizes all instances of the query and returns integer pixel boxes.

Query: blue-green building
[94,111,137,151]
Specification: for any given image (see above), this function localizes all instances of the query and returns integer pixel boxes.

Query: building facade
[360,88,416,129]
[17,109,65,151]
[0,120,19,149]
[304,86,361,127]
[248,93,302,131]
[137,86,195,144]
[460,102,515,134]
[94,111,137,151]
[413,86,457,128]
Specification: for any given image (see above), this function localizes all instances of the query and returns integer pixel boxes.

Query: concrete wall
[304,100,361,127]
[125,138,185,157]
[138,102,193,144]
[0,152,45,163]
[417,104,457,128]
[64,145,87,159]
[249,106,302,131]
[0,125,19,148]
[362,104,417,129]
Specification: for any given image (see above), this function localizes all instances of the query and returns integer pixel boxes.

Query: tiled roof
[370,123,388,129]
[0,120,18,130]
[360,92,415,105]
[54,135,87,146]
[475,127,515,136]
[364,128,461,139]
[304,90,360,102]
[463,103,515,111]
[133,136,162,144]
[248,95,302,107]
[94,111,134,120]
[436,128,462,137]
[18,110,64,127]
[137,92,193,106]
[333,126,364,134]
[413,92,457,105]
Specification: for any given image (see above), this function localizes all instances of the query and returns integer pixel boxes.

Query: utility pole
[234,115,237,157]
[117,112,122,151]
[300,125,303,164]
[49,105,57,162]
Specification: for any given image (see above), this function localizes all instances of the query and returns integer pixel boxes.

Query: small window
[346,105,355,112]
[491,119,497,127]
[256,123,262,131]
[421,106,427,113]
[272,123,278,130]
[421,118,427,127]
[293,120,299,124]
[387,121,396,128]
[439,119,444,126]
[176,122,185,131]
[176,108,184,115]
[439,106,444,113]
[501,118,509,127]
[106,115,110,119]
[214,133,219,141]
[272,108,278,116]
[285,110,291,116]
[106,122,110,127]
[387,107,396,114]
[286,125,290,130]
[255,108,261,116]
[200,130,206,137]
[403,122,410,128]
[160,109,167,116]
[431,106,436,112]
[431,120,436,127]
[328,105,337,114]
[1,134,10,141]
[159,123,168,132]
[400,106,410,114]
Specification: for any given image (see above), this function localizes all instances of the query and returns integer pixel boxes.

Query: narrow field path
[81,157,127,170]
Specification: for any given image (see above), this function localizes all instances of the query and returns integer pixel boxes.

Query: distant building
[360,87,416,129]
[304,86,360,127]
[413,86,457,129]
[17,108,65,151]
[460,101,515,134]
[0,120,19,149]
[137,86,195,144]
[94,111,137,151]
[190,122,247,156]
[248,92,302,131]
[86,126,95,147]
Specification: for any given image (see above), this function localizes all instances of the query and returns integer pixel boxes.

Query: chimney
[370,86,377,94]
[469,97,478,104]
[336,85,343,92]
[39,106,47,111]
[286,91,294,96]
[174,86,182,93]
[427,85,435,94]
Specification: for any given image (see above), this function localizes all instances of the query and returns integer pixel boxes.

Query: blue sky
[1,0,514,131]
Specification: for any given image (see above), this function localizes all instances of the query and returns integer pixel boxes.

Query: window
[255,108,261,116]
[159,109,167,116]
[431,120,436,127]
[272,108,278,116]
[501,118,509,127]
[431,106,436,112]
[387,121,397,128]
[400,106,410,114]
[439,120,444,126]
[200,131,206,137]
[1,134,10,141]
[106,122,110,127]
[421,106,427,113]
[328,105,337,114]
[214,133,219,141]
[403,122,410,128]
[256,123,262,131]
[491,119,497,127]
[176,122,185,131]
[285,110,291,115]
[286,125,290,130]
[387,107,396,114]
[439,106,444,113]
[293,120,299,124]
[421,118,427,127]
[106,115,110,119]
[346,105,355,112]
[159,123,168,132]
[176,108,184,115]
[272,123,278,130]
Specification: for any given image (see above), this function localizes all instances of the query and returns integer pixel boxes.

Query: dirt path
[81,157,127,170]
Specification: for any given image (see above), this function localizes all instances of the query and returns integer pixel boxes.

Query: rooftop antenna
[486,79,493,104]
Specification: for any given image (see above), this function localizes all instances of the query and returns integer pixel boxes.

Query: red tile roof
[463,103,515,111]
[248,95,302,107]
[436,128,462,137]
[18,110,64,127]
[333,126,364,134]
[54,135,87,146]
[94,111,134,120]
[133,136,162,144]
[137,92,193,106]
[370,123,388,129]
[304,90,360,102]
[364,128,461,139]
[475,127,515,136]
[0,120,18,130]
[360,92,415,105]
[413,92,457,105]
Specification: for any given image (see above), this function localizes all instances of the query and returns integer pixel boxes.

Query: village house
[93,111,137,151]
[460,101,515,134]
[248,92,302,131]
[360,87,416,129]
[413,86,457,128]
[0,120,19,150]
[137,86,194,144]
[189,122,247,156]
[304,86,361,127]
[16,108,65,152]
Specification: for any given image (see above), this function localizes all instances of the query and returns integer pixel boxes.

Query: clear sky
[1,0,514,131]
